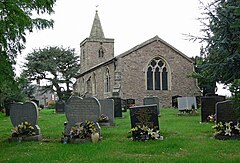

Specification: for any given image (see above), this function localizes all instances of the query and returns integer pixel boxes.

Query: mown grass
[0,108,240,162]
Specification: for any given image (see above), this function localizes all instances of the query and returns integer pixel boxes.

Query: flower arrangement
[69,120,97,139]
[212,121,240,136]
[207,114,216,122]
[11,121,36,137]
[98,114,109,123]
[129,125,163,141]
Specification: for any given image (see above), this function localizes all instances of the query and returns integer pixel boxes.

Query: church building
[74,11,200,107]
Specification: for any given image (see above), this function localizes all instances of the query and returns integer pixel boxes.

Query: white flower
[147,128,153,135]
[234,123,240,131]
[225,127,232,136]
[225,121,232,128]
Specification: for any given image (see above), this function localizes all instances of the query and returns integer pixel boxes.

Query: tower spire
[89,10,105,39]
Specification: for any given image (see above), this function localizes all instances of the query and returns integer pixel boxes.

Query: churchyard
[1,97,240,162]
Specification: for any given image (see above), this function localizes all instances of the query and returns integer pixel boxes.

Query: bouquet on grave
[98,114,109,123]
[207,114,216,122]
[212,121,240,136]
[69,120,97,139]
[11,121,36,137]
[129,125,162,141]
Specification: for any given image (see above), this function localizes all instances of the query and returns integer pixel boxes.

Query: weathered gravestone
[121,99,127,112]
[130,104,159,130]
[64,96,101,134]
[177,97,197,112]
[108,97,122,117]
[216,100,239,124]
[201,95,225,122]
[143,96,160,115]
[9,102,42,140]
[55,101,65,113]
[99,99,115,126]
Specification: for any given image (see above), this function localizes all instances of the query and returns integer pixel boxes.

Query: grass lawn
[0,108,240,162]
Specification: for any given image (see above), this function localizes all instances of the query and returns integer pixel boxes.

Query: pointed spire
[89,10,105,39]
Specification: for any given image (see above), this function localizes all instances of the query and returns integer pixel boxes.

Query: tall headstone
[216,100,239,124]
[9,102,42,140]
[177,97,197,111]
[99,99,115,126]
[64,96,101,134]
[108,97,122,117]
[201,95,225,122]
[143,96,160,115]
[130,104,159,129]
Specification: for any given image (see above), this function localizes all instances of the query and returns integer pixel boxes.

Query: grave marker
[64,96,101,134]
[130,104,159,130]
[99,99,115,126]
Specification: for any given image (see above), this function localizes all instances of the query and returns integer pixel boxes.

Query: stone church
[74,11,200,107]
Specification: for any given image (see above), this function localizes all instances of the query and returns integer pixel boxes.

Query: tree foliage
[23,46,80,101]
[194,0,240,85]
[0,0,56,62]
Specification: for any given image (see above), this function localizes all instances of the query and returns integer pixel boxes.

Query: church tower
[80,11,114,73]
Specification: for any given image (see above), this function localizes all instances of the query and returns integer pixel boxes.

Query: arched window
[146,57,169,90]
[104,68,111,92]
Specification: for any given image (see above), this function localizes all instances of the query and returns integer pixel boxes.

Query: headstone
[127,98,135,109]
[9,102,41,136]
[31,99,39,107]
[130,104,159,130]
[4,102,12,116]
[143,96,160,115]
[64,96,101,134]
[55,101,65,113]
[201,95,225,122]
[121,99,127,112]
[216,100,239,124]
[99,99,115,125]
[108,97,122,117]
[177,97,197,111]
[172,95,182,108]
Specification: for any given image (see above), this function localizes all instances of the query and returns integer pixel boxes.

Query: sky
[15,0,231,96]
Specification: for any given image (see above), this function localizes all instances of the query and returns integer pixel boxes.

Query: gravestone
[177,97,197,111]
[64,96,101,134]
[55,101,65,113]
[130,104,159,130]
[4,102,12,116]
[201,95,225,122]
[127,99,135,109]
[143,96,160,115]
[9,102,42,140]
[216,100,239,124]
[121,99,127,112]
[108,97,122,117]
[172,95,182,108]
[99,99,115,126]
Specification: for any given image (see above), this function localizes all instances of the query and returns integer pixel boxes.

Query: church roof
[89,10,105,39]
[116,35,194,63]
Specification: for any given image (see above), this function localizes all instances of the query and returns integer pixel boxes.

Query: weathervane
[96,5,99,12]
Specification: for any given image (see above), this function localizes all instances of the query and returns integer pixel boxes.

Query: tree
[194,0,240,85]
[0,0,56,62]
[23,46,80,101]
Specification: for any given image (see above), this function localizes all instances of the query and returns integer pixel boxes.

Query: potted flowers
[62,120,100,143]
[10,121,36,142]
[129,125,163,141]
[98,114,110,126]
[213,121,240,140]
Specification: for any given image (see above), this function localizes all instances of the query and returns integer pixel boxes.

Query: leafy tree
[0,54,27,107]
[23,46,80,101]
[194,0,240,85]
[0,0,56,62]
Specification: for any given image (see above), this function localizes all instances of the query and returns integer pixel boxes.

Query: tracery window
[146,57,169,90]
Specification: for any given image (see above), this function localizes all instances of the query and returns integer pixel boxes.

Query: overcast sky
[15,0,230,96]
